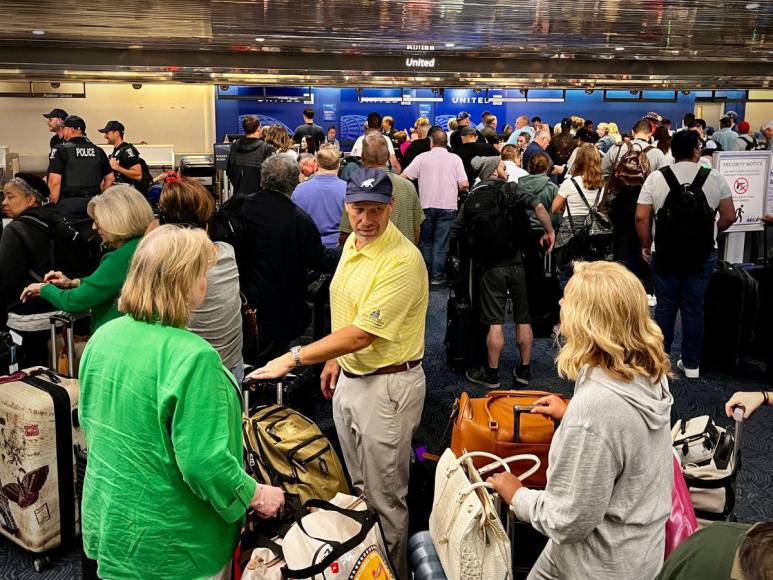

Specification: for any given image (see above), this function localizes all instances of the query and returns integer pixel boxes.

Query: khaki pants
[333,364,426,580]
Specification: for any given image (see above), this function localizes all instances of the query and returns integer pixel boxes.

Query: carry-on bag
[429,449,540,580]
[702,260,759,371]
[450,390,564,488]
[281,494,395,579]
[408,531,446,580]
[665,449,699,559]
[0,366,84,571]
[672,409,744,522]
[242,396,349,511]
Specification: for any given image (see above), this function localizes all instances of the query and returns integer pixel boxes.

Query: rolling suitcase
[0,366,84,572]
[526,252,561,338]
[702,261,759,371]
[48,313,88,378]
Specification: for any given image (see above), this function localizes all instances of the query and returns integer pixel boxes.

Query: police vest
[60,138,105,197]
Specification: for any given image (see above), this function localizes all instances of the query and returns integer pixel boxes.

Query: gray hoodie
[514,366,673,580]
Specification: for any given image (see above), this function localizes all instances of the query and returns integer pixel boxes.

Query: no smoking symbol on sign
[734,177,749,195]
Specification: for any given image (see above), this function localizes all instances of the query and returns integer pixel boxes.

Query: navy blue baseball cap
[98,120,125,133]
[63,115,86,131]
[346,168,393,204]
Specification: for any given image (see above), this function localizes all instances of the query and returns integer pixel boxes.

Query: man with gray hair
[239,155,336,363]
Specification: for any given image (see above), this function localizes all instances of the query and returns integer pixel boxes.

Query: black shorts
[479,263,530,325]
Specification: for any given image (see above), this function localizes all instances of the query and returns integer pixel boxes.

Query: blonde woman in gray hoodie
[489,260,674,580]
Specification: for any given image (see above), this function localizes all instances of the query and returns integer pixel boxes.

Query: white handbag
[429,450,540,580]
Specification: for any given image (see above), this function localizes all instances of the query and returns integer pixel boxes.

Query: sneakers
[466,367,501,389]
[513,363,531,386]
[677,359,700,379]
[647,294,657,308]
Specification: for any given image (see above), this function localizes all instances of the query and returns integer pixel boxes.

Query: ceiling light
[254,37,265,42]
[745,3,760,9]
[615,47,625,51]
[128,44,142,49]
[32,29,45,35]
[445,43,455,48]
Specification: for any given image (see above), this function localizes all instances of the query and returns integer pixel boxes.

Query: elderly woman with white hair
[20,184,154,332]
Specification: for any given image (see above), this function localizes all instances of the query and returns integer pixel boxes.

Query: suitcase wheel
[33,556,50,573]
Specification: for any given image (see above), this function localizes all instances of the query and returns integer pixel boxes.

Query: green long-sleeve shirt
[79,315,257,580]
[39,237,140,332]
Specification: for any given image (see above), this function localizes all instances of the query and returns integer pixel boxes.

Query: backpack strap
[642,145,655,153]
[691,166,711,193]
[659,165,682,194]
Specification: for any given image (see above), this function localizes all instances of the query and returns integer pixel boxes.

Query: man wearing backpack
[603,119,668,299]
[100,120,152,196]
[636,130,736,379]
[226,115,274,196]
[457,155,555,388]
[735,121,759,151]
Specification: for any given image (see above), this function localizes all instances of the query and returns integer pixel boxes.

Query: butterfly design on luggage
[2,466,49,508]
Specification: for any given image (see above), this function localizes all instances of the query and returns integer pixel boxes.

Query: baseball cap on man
[346,167,393,204]
[456,111,471,122]
[63,115,86,131]
[43,108,68,120]
[98,120,125,133]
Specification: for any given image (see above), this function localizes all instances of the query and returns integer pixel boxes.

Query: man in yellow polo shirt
[249,167,428,579]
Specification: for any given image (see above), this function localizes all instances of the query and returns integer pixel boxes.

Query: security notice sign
[714,151,771,232]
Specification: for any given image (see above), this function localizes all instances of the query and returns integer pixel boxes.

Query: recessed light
[128,44,142,49]
[32,29,45,35]
[445,43,455,48]
[746,3,760,9]
[615,46,625,51]
[254,37,265,42]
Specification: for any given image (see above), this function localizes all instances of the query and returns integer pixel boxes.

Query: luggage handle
[513,404,560,443]
[49,312,87,378]
[483,390,557,430]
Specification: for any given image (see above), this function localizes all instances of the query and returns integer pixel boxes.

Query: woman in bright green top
[20,185,154,332]
[78,225,284,580]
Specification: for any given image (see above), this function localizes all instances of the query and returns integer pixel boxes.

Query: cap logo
[360,178,376,189]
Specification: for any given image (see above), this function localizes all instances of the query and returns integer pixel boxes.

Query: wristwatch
[290,345,302,367]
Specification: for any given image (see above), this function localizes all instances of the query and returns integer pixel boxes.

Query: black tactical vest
[60,137,104,197]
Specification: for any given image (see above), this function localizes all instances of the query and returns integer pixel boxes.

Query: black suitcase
[702,261,759,371]
[526,252,561,338]
[744,264,773,377]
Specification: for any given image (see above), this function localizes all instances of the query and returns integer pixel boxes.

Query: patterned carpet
[2,284,771,578]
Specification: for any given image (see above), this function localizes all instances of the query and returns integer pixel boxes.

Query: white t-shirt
[504,160,528,183]
[350,133,395,157]
[557,175,604,218]
[638,161,733,250]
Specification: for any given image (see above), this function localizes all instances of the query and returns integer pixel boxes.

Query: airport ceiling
[1,0,772,88]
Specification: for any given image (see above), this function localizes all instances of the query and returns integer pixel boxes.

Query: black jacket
[238,189,337,342]
[0,206,56,327]
[226,138,274,195]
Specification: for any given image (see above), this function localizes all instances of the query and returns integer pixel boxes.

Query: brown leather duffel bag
[450,390,566,488]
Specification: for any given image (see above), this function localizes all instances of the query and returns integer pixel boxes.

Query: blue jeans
[420,208,456,280]
[653,251,717,369]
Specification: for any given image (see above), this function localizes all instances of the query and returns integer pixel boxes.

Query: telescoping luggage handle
[513,404,560,443]
[49,312,87,378]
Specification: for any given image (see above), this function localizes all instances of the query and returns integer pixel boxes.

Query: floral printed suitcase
[0,367,84,565]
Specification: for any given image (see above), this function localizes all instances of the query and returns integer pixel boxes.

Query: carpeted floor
[2,283,771,578]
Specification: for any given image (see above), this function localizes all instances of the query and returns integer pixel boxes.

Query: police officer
[43,108,68,151]
[99,120,145,191]
[47,115,113,217]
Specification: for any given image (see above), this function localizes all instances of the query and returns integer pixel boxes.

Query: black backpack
[654,165,716,274]
[17,208,104,278]
[463,180,529,266]
[208,194,249,252]
[136,157,153,195]
[738,135,758,151]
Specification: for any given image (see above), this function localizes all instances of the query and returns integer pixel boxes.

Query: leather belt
[341,359,422,379]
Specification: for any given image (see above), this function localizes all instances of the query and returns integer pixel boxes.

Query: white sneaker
[677,359,700,379]
[647,294,657,308]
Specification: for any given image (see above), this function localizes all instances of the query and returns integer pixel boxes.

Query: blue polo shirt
[292,174,346,248]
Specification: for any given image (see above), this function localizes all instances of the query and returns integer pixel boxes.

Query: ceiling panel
[0,0,771,87]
